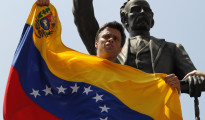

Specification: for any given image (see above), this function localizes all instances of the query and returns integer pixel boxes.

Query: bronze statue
[36,0,204,97]
[72,0,204,97]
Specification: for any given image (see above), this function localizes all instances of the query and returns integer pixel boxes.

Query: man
[37,0,180,92]
[94,22,126,62]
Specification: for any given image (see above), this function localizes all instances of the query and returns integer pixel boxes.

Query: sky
[0,0,205,120]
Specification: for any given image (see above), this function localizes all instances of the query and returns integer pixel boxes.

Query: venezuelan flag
[3,3,182,120]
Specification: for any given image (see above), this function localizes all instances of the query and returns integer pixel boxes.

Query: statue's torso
[125,36,153,73]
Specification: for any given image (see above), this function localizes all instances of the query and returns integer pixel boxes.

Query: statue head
[120,0,154,33]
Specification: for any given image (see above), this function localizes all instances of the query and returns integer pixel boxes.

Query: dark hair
[95,21,126,47]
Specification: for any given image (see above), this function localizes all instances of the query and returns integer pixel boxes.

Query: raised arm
[72,0,99,55]
[36,0,50,6]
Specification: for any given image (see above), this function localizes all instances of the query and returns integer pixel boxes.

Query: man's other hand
[37,0,50,6]
[164,74,180,93]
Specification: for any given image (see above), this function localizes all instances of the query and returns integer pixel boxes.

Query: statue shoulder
[151,36,184,49]
[165,42,185,50]
[150,36,165,41]
[150,36,186,51]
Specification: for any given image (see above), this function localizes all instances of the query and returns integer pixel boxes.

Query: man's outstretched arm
[73,0,99,55]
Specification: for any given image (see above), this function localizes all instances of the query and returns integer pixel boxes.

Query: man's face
[125,0,153,31]
[95,27,122,59]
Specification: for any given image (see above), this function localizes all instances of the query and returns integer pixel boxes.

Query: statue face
[124,0,154,32]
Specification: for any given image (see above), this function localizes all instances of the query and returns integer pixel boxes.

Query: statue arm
[174,45,205,97]
[72,0,99,55]
[174,44,196,80]
[174,44,205,97]
[183,70,205,79]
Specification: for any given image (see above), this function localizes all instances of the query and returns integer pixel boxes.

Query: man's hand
[183,70,205,97]
[37,0,50,6]
[164,74,180,93]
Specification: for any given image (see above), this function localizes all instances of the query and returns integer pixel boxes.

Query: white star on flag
[99,117,108,120]
[70,83,80,94]
[30,88,41,98]
[83,86,93,95]
[99,105,110,113]
[93,93,103,102]
[57,85,67,94]
[42,85,52,96]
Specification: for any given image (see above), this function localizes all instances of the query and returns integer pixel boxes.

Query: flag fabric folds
[3,3,183,120]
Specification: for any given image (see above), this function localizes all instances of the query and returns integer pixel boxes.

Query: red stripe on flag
[3,66,60,120]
